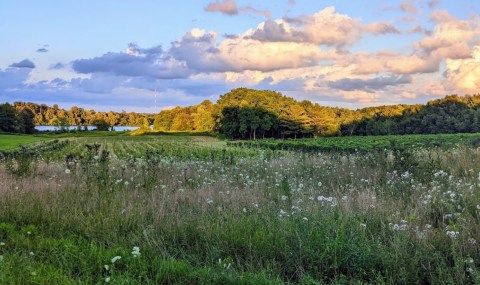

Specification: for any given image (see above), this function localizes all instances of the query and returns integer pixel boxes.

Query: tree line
[0,102,152,134]
[152,88,480,139]
[3,89,480,137]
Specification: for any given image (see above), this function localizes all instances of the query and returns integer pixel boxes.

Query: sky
[1,0,480,112]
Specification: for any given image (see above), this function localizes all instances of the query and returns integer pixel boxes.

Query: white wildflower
[65,169,71,174]
[131,246,140,257]
[281,195,288,201]
[446,231,459,239]
[105,277,111,283]
[111,256,121,263]
[104,264,109,271]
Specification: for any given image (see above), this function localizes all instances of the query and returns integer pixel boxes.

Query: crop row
[228,133,480,152]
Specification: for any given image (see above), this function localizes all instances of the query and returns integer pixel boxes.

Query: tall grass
[0,143,479,284]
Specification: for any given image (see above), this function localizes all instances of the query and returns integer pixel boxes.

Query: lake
[35,126,139,132]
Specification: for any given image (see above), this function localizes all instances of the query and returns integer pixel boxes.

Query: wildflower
[446,231,459,239]
[360,223,367,228]
[468,238,477,245]
[302,217,308,221]
[206,198,213,204]
[0,242,5,246]
[242,208,247,213]
[104,265,110,271]
[65,169,71,174]
[317,182,322,187]
[281,195,288,201]
[29,251,35,256]
[131,246,140,258]
[105,277,111,283]
[111,256,121,263]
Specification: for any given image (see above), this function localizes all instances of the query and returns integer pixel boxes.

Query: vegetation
[0,103,36,134]
[0,134,49,151]
[9,102,152,128]
[229,133,480,153]
[1,134,480,284]
[151,89,480,139]
[4,90,480,139]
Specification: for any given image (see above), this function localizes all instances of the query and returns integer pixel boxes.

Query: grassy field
[1,133,480,284]
[0,134,50,151]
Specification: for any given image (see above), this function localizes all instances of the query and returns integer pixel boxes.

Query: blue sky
[1,0,480,112]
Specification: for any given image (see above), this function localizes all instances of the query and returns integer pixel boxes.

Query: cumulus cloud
[446,46,480,92]
[328,75,412,92]
[415,10,478,60]
[204,0,238,15]
[171,28,334,72]
[0,67,33,91]
[250,7,400,47]
[72,43,191,79]
[5,5,480,109]
[385,55,441,74]
[9,59,36,69]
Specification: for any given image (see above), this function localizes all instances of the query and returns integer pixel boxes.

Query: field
[228,133,480,152]
[0,134,50,151]
[1,133,480,284]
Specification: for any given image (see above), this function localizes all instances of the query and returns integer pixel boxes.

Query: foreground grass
[0,134,49,151]
[1,138,480,284]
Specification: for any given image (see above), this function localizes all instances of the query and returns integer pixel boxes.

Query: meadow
[0,134,50,151]
[0,133,479,284]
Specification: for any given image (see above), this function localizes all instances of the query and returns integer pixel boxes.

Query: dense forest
[2,88,480,137]
[0,103,35,134]
[0,102,152,134]
[153,88,357,138]
[152,88,480,139]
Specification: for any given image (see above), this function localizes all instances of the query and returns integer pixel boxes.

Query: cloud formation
[9,59,36,69]
[328,75,413,92]
[204,0,238,15]
[3,3,480,110]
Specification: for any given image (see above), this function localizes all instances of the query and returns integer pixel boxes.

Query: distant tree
[93,119,110,131]
[0,103,18,133]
